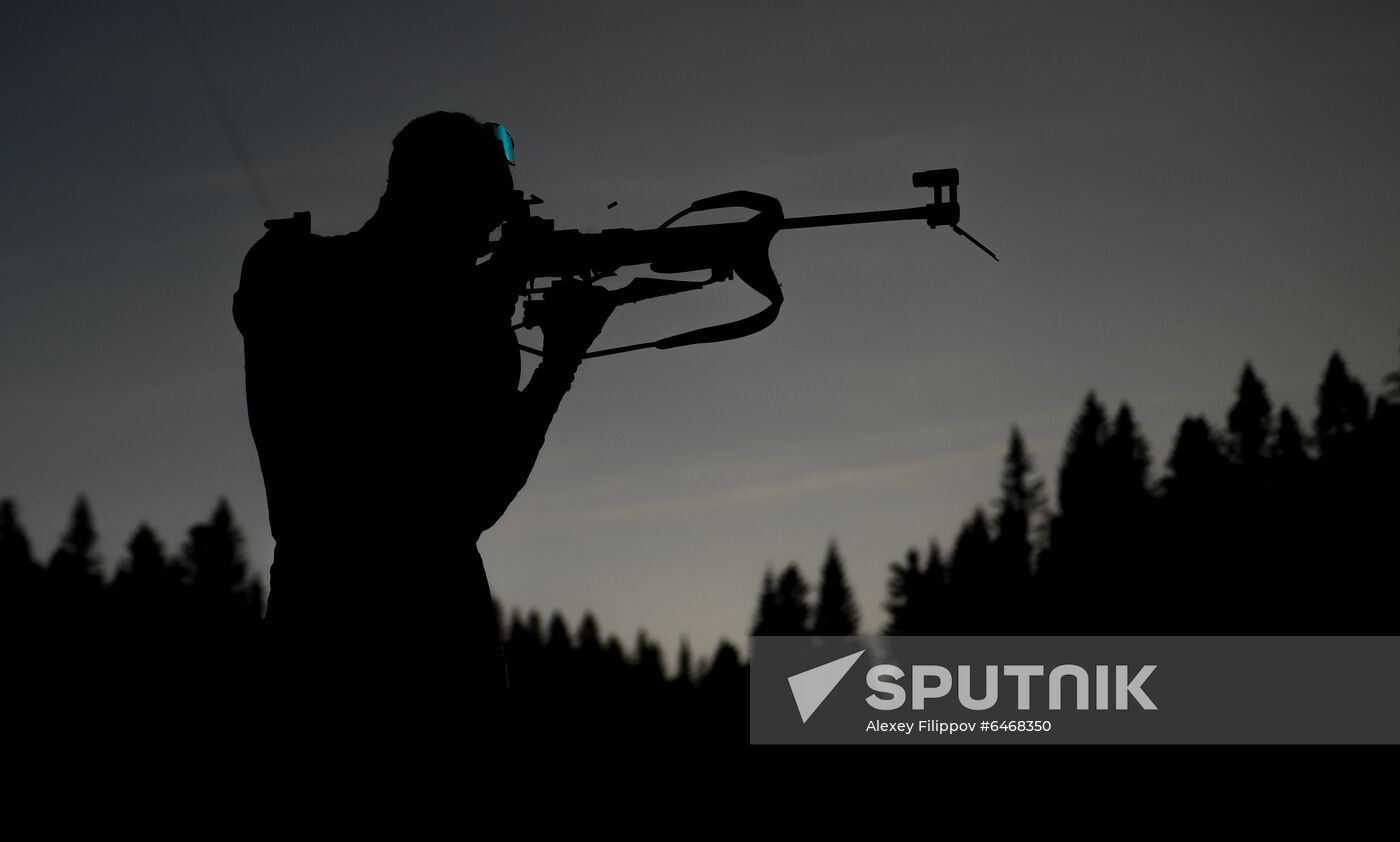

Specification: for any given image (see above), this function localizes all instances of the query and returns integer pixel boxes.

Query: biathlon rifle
[484,167,997,358]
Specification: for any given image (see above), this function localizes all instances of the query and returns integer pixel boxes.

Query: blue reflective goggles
[483,122,515,166]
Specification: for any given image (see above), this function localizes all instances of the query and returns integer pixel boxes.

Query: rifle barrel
[779,204,958,230]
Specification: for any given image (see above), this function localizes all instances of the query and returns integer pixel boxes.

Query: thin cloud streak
[554,454,964,529]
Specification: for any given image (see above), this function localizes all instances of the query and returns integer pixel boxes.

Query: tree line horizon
[3,336,1398,735]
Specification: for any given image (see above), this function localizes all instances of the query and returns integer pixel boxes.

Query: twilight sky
[3,1,1399,664]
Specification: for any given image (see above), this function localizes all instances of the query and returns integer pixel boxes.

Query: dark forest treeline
[0,495,746,737]
[3,339,1398,737]
[2,498,263,644]
[752,342,1400,637]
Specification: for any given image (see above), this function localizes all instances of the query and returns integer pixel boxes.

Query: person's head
[379,111,515,239]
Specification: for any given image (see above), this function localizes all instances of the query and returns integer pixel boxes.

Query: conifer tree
[752,563,812,634]
[1273,406,1309,464]
[1104,405,1152,500]
[1057,393,1110,517]
[676,637,694,687]
[0,499,35,572]
[1314,352,1370,461]
[813,540,860,635]
[0,499,42,628]
[49,495,102,588]
[114,523,182,592]
[884,543,944,635]
[1227,363,1273,465]
[182,498,260,625]
[949,508,993,591]
[993,427,1044,587]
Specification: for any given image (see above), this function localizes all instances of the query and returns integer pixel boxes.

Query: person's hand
[540,283,616,359]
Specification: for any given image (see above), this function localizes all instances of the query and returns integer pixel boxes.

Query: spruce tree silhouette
[544,611,574,684]
[1104,406,1151,502]
[182,499,261,632]
[46,496,104,649]
[1311,352,1384,628]
[48,496,102,591]
[1223,366,1280,624]
[602,634,628,688]
[696,640,747,739]
[505,609,546,692]
[1386,333,1400,404]
[751,562,815,634]
[1272,407,1309,465]
[1057,394,1111,517]
[1267,403,1314,623]
[1376,336,1400,462]
[0,500,40,617]
[1038,393,1110,628]
[1228,364,1273,466]
[0,499,36,572]
[576,611,605,667]
[1315,352,1370,461]
[883,547,923,635]
[776,563,815,633]
[676,637,695,688]
[883,543,945,635]
[172,499,264,711]
[0,500,44,645]
[990,427,1043,631]
[948,508,994,631]
[813,540,860,635]
[667,636,701,726]
[1161,416,1231,625]
[1164,418,1228,502]
[633,630,666,686]
[752,567,779,634]
[1101,404,1153,629]
[931,540,949,629]
[111,523,184,639]
[1374,341,1400,605]
[115,523,174,587]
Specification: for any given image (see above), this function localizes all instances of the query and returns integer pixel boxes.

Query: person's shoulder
[239,211,365,289]
[243,211,316,272]
[236,212,334,334]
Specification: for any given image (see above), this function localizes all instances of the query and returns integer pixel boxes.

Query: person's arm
[471,285,615,532]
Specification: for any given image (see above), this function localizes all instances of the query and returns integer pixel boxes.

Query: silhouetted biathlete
[233,112,613,725]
